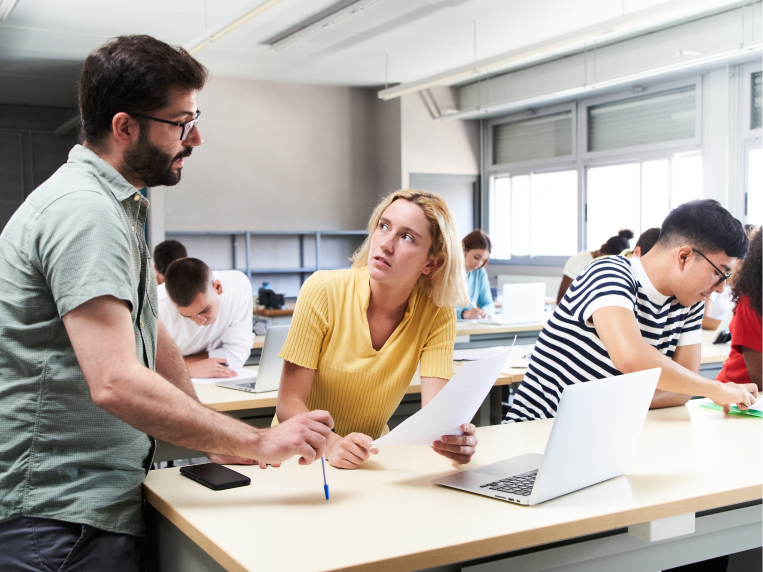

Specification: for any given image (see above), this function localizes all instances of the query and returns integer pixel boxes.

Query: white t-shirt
[506,256,704,423]
[562,250,595,279]
[707,286,733,321]
[158,270,254,370]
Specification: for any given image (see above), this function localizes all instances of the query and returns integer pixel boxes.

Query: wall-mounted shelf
[165,230,368,286]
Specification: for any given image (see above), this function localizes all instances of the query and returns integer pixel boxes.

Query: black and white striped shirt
[505,256,704,423]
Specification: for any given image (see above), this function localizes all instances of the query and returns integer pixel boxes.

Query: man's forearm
[650,389,692,409]
[629,345,723,399]
[98,362,261,457]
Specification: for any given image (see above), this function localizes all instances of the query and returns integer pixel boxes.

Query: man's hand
[187,357,237,378]
[253,411,334,466]
[327,432,378,469]
[462,308,487,319]
[433,423,478,464]
[711,382,758,413]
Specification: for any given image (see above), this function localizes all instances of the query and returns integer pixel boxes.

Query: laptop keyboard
[480,469,537,497]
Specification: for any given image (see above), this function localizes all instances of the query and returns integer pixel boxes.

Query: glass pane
[511,176,531,256]
[493,112,572,165]
[491,177,511,259]
[752,71,762,130]
[671,154,703,208]
[748,147,763,226]
[530,170,578,256]
[588,85,696,152]
[586,163,640,250]
[641,160,670,233]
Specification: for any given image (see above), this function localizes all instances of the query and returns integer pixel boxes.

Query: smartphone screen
[179,463,251,491]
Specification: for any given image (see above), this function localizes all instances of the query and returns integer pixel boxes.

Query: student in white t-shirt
[160,258,254,378]
[556,229,634,304]
[507,200,757,423]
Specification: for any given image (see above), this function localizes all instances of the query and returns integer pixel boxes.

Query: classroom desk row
[143,400,762,572]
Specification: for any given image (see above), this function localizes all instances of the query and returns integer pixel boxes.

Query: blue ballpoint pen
[321,457,329,500]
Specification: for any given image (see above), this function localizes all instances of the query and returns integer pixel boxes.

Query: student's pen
[321,457,329,500]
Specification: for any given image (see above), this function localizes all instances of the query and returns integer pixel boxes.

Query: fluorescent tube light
[0,0,20,23]
[378,0,746,101]
[269,0,385,52]
[185,0,285,56]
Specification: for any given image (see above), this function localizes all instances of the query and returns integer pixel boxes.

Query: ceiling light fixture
[378,0,745,101]
[0,0,20,23]
[185,0,285,56]
[268,0,386,53]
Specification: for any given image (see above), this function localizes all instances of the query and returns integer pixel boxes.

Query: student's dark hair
[656,199,749,259]
[78,35,208,146]
[153,240,187,275]
[164,258,213,307]
[600,229,634,255]
[634,228,660,256]
[732,227,761,317]
[462,230,492,268]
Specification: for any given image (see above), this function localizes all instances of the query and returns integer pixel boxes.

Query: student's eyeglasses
[127,109,201,141]
[693,249,732,286]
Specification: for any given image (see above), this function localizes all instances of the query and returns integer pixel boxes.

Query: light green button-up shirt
[0,145,158,536]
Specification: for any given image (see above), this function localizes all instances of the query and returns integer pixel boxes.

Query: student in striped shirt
[507,199,758,422]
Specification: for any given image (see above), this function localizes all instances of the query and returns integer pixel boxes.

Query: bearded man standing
[0,35,333,571]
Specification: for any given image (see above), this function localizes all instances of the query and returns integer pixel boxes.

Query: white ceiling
[0,0,722,107]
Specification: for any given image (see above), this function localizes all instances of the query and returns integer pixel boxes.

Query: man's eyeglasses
[693,249,732,286]
[128,109,201,141]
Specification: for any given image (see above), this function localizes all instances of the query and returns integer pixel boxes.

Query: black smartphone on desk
[179,463,251,491]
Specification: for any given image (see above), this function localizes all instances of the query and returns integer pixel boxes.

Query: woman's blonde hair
[351,189,470,308]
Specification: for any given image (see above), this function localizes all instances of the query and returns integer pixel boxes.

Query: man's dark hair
[164,258,213,307]
[153,240,187,275]
[79,35,208,146]
[656,199,749,259]
[634,228,660,256]
[732,227,761,317]
[601,229,634,255]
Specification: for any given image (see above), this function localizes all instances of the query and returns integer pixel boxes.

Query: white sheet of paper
[369,349,512,449]
[191,368,258,385]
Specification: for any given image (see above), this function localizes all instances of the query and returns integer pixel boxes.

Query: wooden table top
[700,329,731,365]
[144,400,762,572]
[195,363,527,412]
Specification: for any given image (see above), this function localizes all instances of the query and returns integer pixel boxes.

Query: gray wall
[0,104,80,230]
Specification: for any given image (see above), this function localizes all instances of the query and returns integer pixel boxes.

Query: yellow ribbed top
[277,267,455,439]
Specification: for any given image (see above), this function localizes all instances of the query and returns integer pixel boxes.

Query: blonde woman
[276,190,475,469]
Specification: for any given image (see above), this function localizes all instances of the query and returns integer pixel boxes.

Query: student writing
[456,230,495,319]
[507,200,757,423]
[276,190,478,469]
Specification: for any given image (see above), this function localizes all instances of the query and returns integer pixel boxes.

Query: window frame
[740,61,762,225]
[741,61,763,140]
[579,76,702,162]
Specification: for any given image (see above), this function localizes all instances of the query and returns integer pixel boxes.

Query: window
[751,71,762,131]
[490,170,578,258]
[747,147,762,226]
[587,85,697,153]
[586,153,702,249]
[492,112,572,166]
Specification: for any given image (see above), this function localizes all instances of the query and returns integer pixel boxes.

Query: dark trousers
[0,516,144,572]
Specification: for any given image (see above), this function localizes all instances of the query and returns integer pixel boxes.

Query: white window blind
[492,112,572,165]
[587,85,696,152]
[752,71,762,130]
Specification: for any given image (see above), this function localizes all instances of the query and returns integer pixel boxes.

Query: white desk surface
[456,312,551,336]
[700,329,731,365]
[144,401,762,572]
[195,363,527,413]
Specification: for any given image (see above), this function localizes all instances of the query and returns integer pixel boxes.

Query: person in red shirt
[717,227,762,390]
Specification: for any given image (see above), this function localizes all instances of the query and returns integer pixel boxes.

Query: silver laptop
[215,325,289,393]
[432,368,660,506]
[501,283,545,325]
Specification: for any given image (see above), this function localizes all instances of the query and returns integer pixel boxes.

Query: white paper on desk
[453,344,534,368]
[191,368,258,385]
[369,349,513,449]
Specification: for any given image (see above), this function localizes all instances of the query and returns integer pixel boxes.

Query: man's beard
[122,132,192,188]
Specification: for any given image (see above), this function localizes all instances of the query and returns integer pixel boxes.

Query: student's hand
[327,433,378,469]
[204,452,281,469]
[432,423,478,464]
[254,410,334,466]
[711,382,758,413]
[462,308,487,319]
[187,358,237,378]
